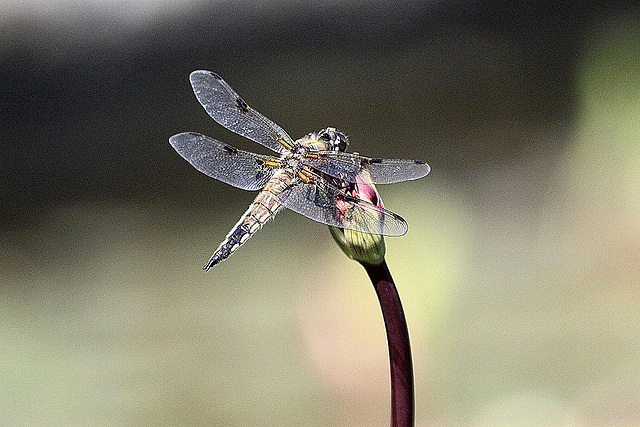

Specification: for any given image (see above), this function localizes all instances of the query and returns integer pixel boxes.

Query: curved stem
[361,260,414,427]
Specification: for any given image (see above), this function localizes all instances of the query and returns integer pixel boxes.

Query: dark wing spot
[236,98,249,113]
[209,71,223,80]
[414,160,426,165]
[223,145,238,154]
[362,158,383,166]
[255,171,267,183]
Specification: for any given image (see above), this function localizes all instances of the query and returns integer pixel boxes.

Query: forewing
[275,171,407,236]
[303,152,431,184]
[189,70,295,154]
[169,132,279,191]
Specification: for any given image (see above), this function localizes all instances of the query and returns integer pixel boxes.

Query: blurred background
[3,0,640,425]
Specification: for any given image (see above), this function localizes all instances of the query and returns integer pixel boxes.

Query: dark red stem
[361,260,414,427]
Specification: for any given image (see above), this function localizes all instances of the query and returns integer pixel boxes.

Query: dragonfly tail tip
[203,256,222,271]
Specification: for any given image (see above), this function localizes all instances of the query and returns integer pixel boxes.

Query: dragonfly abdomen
[203,191,283,270]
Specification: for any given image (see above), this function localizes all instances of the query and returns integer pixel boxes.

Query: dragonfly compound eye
[319,132,331,142]
[336,133,348,151]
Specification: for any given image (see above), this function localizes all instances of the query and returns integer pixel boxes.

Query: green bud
[329,224,386,265]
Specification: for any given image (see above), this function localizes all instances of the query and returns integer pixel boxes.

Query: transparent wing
[169,132,279,191]
[275,171,408,236]
[302,151,431,184]
[189,70,295,154]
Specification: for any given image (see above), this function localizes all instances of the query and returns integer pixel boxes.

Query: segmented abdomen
[203,170,293,269]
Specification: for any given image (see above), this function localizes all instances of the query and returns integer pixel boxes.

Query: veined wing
[169,132,279,191]
[189,70,295,154]
[302,151,430,184]
[275,170,408,236]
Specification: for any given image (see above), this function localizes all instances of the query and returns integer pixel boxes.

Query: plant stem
[361,260,414,427]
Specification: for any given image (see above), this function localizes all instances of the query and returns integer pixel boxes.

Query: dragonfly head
[318,127,348,152]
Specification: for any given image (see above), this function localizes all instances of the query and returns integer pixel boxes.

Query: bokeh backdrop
[3,0,640,425]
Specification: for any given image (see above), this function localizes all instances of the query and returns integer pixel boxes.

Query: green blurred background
[3,1,640,425]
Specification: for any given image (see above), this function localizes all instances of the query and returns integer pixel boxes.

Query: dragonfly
[170,71,430,269]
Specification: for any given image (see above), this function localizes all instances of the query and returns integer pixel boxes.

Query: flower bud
[329,171,386,265]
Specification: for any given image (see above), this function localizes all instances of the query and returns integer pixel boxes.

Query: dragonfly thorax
[280,151,304,169]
